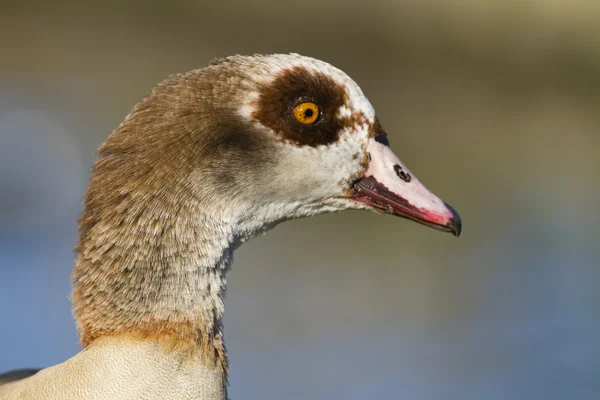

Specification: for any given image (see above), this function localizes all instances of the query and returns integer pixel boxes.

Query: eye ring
[293,102,320,125]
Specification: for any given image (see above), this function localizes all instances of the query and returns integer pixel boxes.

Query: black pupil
[304,108,314,118]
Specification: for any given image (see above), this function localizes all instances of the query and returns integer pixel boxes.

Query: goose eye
[293,102,320,125]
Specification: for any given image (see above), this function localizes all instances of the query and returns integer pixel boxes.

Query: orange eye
[293,102,320,125]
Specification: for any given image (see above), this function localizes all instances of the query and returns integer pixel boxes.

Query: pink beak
[352,137,462,237]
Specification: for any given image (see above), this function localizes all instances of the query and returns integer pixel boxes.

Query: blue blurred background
[1,1,599,399]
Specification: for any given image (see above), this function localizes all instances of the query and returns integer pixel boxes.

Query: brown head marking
[252,66,349,147]
[371,117,389,146]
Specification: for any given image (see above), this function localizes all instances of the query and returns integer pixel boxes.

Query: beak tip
[444,202,462,237]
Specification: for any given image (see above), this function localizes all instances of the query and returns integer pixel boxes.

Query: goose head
[93,53,460,240]
[81,54,461,250]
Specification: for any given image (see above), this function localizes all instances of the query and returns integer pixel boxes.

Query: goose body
[0,53,461,400]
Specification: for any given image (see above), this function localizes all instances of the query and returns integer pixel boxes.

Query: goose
[0,53,461,400]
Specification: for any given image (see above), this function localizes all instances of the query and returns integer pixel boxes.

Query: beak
[352,137,462,237]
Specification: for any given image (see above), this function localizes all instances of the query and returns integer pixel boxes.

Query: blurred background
[1,1,599,398]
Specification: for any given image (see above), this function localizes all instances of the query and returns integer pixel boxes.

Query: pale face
[232,54,461,236]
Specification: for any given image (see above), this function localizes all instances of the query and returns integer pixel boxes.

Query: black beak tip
[444,203,462,237]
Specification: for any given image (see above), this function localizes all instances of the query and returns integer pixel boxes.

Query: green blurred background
[1,1,599,399]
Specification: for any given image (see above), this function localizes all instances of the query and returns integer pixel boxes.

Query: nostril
[393,164,411,183]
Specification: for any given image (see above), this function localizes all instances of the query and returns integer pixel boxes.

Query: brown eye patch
[252,66,348,147]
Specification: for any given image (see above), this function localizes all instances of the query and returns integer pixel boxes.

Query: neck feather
[72,189,235,378]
